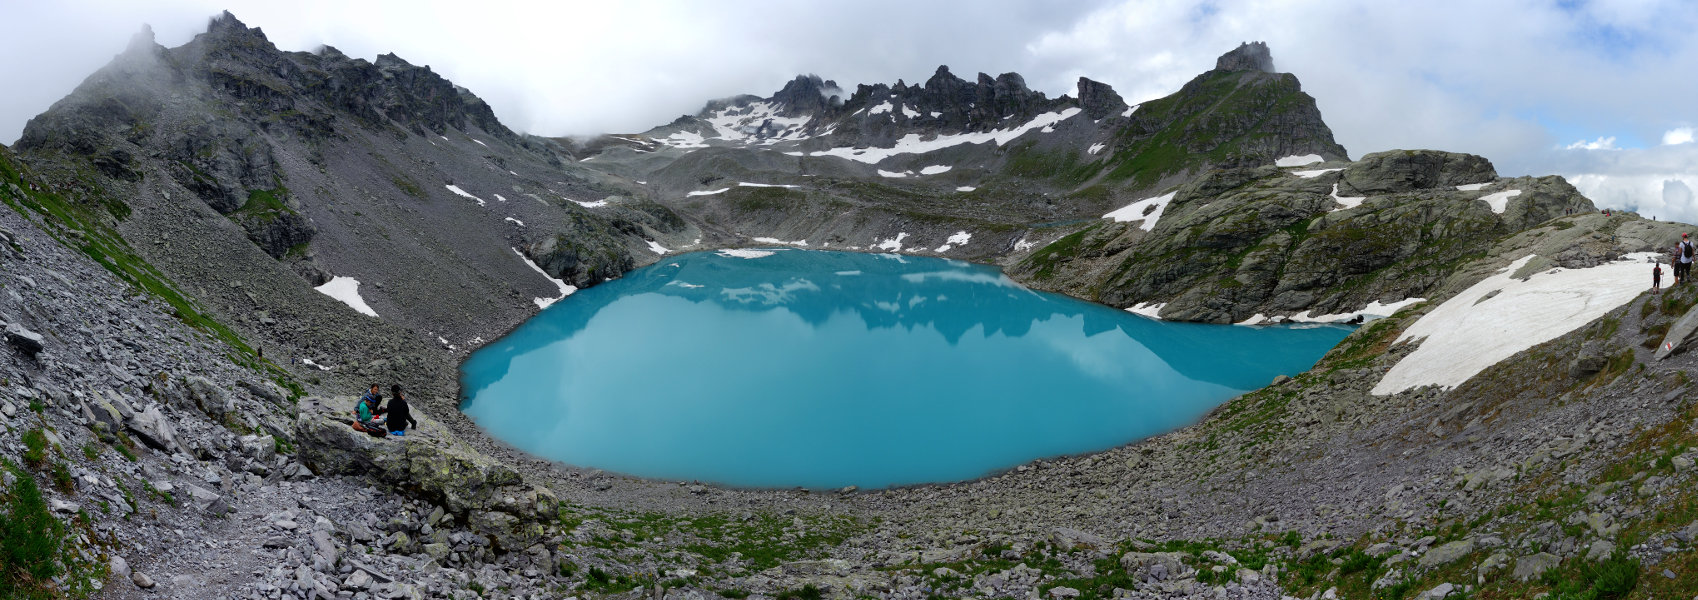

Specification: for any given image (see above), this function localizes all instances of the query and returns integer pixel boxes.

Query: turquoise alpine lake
[460,249,1351,489]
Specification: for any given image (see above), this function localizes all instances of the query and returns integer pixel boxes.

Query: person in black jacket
[387,384,419,436]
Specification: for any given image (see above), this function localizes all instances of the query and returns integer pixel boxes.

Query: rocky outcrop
[1076,76,1129,121]
[1016,151,1597,323]
[1215,41,1276,73]
[292,397,553,526]
[1339,150,1497,196]
[526,216,639,288]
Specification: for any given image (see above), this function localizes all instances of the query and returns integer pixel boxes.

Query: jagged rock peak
[1076,77,1127,120]
[205,10,262,39]
[1215,41,1276,73]
[772,75,843,114]
[127,24,157,53]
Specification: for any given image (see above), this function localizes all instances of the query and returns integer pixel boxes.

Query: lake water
[460,249,1350,489]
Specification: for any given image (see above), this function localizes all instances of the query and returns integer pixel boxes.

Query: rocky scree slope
[11,12,696,405]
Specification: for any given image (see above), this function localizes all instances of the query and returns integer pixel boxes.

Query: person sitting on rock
[386,384,418,437]
[354,384,387,436]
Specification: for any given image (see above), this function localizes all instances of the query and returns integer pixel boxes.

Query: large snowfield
[1371,252,1661,395]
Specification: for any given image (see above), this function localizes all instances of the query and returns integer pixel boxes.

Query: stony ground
[5,170,1698,600]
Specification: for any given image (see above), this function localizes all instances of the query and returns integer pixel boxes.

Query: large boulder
[126,405,181,454]
[1656,302,1698,360]
[5,323,44,357]
[160,376,235,418]
[294,396,527,519]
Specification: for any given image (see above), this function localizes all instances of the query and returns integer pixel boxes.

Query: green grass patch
[20,430,47,468]
[680,512,865,571]
[0,464,66,600]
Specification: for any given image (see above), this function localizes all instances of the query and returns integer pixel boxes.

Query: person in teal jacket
[355,384,387,435]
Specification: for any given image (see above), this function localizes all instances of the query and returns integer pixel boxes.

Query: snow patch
[1480,189,1522,214]
[302,358,332,371]
[1121,105,1139,117]
[1087,143,1106,155]
[873,232,909,252]
[513,248,576,309]
[901,105,921,118]
[1236,314,1269,326]
[574,199,609,208]
[687,188,731,196]
[956,186,977,192]
[660,130,708,149]
[493,193,508,202]
[1275,154,1324,167]
[1292,168,1343,178]
[314,276,379,317]
[919,165,952,175]
[444,184,486,206]
[702,101,815,145]
[504,217,525,226]
[1104,191,1177,231]
[1455,183,1490,191]
[798,108,1082,164]
[868,102,894,115]
[1014,237,1037,251]
[646,240,671,255]
[752,237,808,247]
[1127,303,1166,320]
[934,231,972,252]
[1287,298,1426,323]
[717,248,776,259]
[1371,253,1660,395]
[473,139,488,147]
[1330,183,1366,212]
[738,182,798,189]
[877,170,908,178]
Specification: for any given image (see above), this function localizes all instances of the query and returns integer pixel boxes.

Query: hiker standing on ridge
[1679,234,1695,285]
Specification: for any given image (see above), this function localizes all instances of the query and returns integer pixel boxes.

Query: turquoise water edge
[461,249,1350,489]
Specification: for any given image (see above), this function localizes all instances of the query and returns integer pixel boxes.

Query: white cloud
[1565,136,1617,151]
[1665,127,1695,145]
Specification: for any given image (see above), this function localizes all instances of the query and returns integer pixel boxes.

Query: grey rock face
[1076,77,1129,121]
[1339,150,1497,196]
[1216,41,1276,73]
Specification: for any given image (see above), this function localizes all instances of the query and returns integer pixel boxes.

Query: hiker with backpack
[1654,261,1664,294]
[354,384,387,436]
[1679,234,1695,285]
[386,384,419,437]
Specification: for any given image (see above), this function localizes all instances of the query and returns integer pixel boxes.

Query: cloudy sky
[3,0,1696,220]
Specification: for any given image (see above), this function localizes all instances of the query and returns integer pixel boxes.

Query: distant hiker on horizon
[1654,261,1663,294]
[1679,233,1695,285]
[386,384,419,437]
[354,383,387,436]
